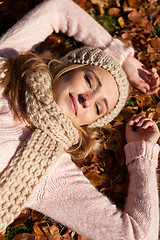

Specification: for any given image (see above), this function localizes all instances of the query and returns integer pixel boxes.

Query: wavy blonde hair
[0,52,104,159]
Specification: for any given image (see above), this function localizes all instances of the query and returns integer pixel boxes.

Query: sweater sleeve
[0,0,134,64]
[26,141,159,240]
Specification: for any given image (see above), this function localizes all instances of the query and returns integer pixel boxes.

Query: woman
[0,0,159,239]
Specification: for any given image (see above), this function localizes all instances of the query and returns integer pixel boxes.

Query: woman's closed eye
[95,103,100,115]
[84,74,92,89]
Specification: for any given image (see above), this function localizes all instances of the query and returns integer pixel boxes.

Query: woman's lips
[69,93,78,116]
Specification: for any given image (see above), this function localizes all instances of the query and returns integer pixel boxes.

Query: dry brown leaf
[91,0,116,15]
[109,7,120,16]
[13,233,35,240]
[33,221,63,240]
[114,113,124,122]
[33,222,47,236]
[78,235,89,240]
[31,210,44,221]
[48,224,63,240]
[85,172,106,186]
[73,0,93,12]
[128,10,151,29]
[147,44,155,54]
[61,229,72,239]
[151,38,160,53]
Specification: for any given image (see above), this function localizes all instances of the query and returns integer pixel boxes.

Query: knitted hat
[62,47,129,128]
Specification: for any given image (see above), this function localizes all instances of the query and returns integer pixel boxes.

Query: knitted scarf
[0,59,79,232]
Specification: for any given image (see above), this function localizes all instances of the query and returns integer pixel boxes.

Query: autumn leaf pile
[0,0,160,239]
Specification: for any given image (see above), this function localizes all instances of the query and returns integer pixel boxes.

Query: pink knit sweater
[0,0,159,239]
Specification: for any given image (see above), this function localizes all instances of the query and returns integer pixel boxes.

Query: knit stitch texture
[0,57,79,232]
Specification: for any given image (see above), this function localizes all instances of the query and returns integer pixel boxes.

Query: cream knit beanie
[62,47,129,128]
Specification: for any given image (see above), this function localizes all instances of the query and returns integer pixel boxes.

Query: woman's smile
[69,93,78,116]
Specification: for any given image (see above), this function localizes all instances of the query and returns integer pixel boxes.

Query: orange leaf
[31,210,44,221]
[128,10,151,30]
[78,235,89,240]
[85,172,106,186]
[128,0,143,8]
[109,7,120,16]
[151,38,160,53]
[33,222,47,236]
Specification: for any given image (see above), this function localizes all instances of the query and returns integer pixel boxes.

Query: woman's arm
[0,0,133,64]
[26,140,159,240]
[0,0,158,93]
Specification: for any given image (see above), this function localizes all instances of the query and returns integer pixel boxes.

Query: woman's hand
[122,54,160,94]
[126,115,160,144]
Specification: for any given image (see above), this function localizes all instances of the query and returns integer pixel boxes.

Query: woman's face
[53,65,119,126]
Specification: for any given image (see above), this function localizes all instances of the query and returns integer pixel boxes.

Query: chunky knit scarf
[0,58,79,232]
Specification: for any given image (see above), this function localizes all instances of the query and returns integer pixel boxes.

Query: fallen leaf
[109,7,120,16]
[128,0,143,8]
[118,16,125,28]
[13,233,35,240]
[128,10,151,29]
[78,235,89,240]
[85,172,106,186]
[31,210,44,221]
[44,224,63,240]
[73,0,93,12]
[33,222,47,236]
[151,38,160,52]
[147,44,155,54]
[91,0,116,15]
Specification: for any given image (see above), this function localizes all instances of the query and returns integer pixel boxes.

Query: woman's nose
[78,93,95,108]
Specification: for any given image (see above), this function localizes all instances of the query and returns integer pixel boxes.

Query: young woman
[0,0,159,239]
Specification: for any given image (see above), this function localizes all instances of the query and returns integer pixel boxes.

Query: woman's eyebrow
[89,69,102,87]
[104,98,109,113]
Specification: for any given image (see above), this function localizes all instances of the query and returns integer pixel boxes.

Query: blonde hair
[0,52,104,159]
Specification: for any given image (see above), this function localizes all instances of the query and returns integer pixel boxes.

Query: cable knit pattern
[0,58,79,232]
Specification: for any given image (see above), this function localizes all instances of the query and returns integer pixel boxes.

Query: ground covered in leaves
[0,0,160,239]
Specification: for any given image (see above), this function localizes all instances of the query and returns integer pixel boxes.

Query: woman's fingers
[150,67,160,87]
[128,115,155,130]
[136,117,152,126]
[130,115,144,123]
[137,119,155,129]
[140,67,160,94]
